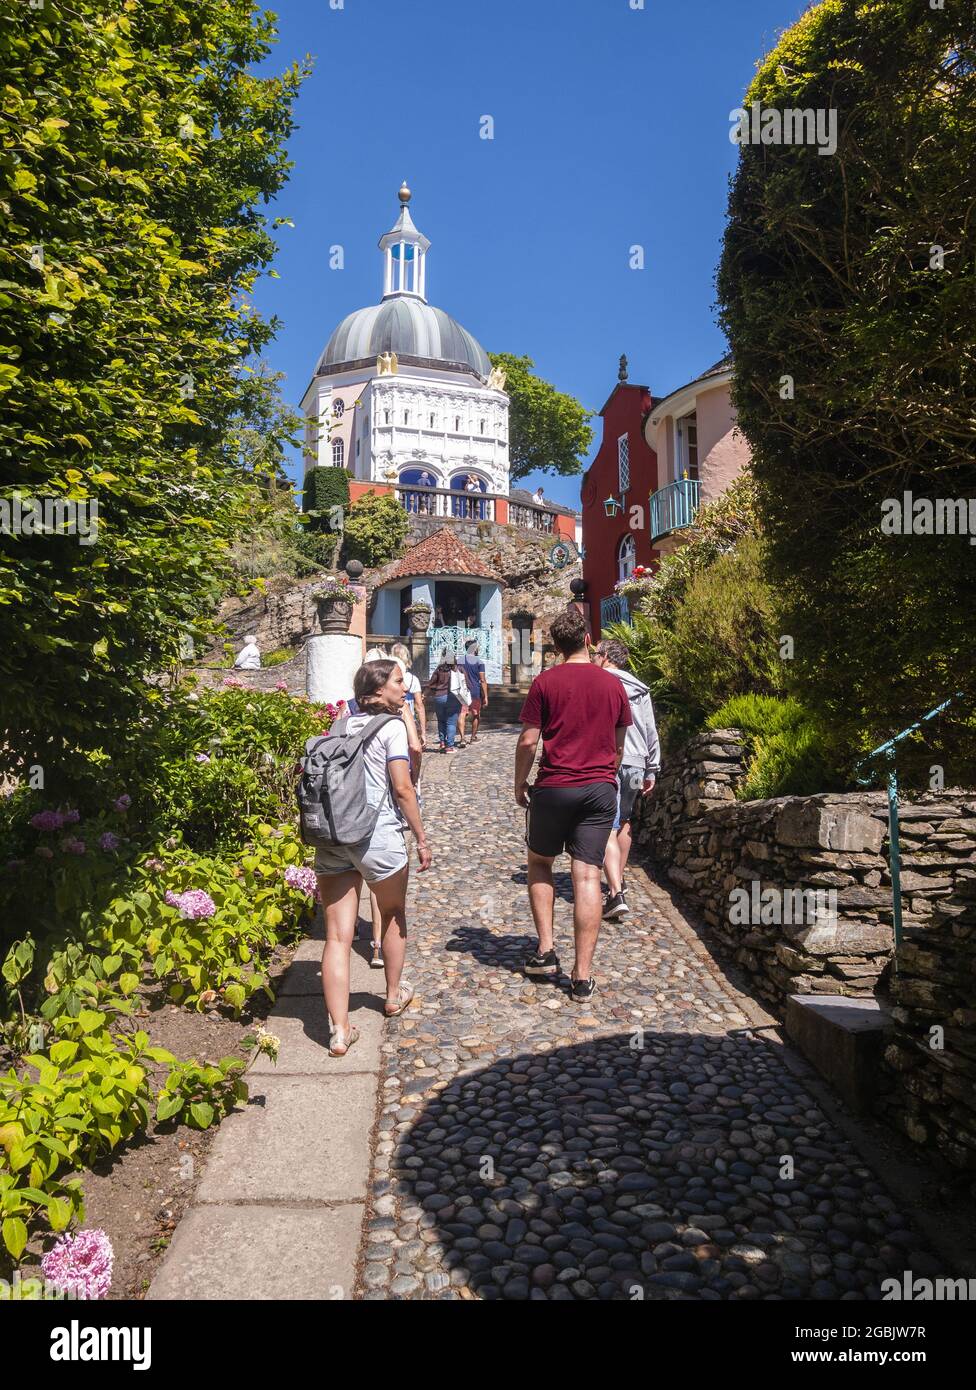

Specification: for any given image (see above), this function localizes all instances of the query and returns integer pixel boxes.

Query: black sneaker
[524,949,560,978]
[603,891,630,920]
[570,976,596,1003]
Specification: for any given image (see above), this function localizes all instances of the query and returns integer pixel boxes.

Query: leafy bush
[263,648,296,667]
[0,1,308,783]
[341,491,409,567]
[601,614,703,752]
[708,694,840,800]
[656,536,783,714]
[717,0,976,786]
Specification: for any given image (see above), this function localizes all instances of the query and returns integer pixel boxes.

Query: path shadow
[388,1031,937,1302]
[443,924,561,985]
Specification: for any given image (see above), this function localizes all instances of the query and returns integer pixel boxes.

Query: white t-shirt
[345,714,409,813]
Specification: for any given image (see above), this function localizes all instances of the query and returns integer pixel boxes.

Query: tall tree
[488,352,592,482]
[717,0,976,784]
[0,0,309,780]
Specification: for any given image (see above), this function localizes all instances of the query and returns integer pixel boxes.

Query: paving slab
[251,986,384,1073]
[147,1202,363,1301]
[195,1073,376,1204]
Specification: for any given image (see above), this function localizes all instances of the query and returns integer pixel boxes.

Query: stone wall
[633,731,976,1169]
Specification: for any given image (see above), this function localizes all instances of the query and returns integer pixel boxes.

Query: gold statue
[377,351,398,376]
[487,365,507,391]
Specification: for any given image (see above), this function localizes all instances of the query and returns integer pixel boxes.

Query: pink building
[643,357,751,556]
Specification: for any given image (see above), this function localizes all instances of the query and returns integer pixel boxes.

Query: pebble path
[358,727,939,1300]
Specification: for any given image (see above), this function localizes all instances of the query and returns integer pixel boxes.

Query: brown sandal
[384,983,415,1018]
[329,1025,360,1057]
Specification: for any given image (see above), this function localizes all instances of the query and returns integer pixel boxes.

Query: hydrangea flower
[30,810,64,831]
[164,888,217,920]
[223,676,244,688]
[275,682,288,692]
[41,1228,114,1300]
[194,752,211,764]
[254,1026,280,1064]
[62,808,81,824]
[61,837,86,855]
[144,856,165,872]
[99,832,120,852]
[284,865,318,898]
[114,794,131,812]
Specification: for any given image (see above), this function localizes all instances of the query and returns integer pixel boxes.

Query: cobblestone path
[358,728,938,1300]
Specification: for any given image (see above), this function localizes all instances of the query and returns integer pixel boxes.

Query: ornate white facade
[301,184,510,499]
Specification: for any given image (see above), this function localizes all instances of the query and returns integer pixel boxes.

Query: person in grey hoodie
[592,638,660,919]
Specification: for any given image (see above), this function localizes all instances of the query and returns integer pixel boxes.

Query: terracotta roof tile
[382,527,505,584]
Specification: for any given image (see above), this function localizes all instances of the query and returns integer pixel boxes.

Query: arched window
[332,398,344,418]
[617,533,636,582]
[332,438,344,467]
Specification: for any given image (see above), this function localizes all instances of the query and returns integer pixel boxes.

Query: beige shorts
[314,810,408,884]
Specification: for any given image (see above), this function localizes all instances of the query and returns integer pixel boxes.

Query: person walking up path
[592,637,660,921]
[514,609,631,1002]
[423,651,470,753]
[315,659,432,1055]
[458,637,488,745]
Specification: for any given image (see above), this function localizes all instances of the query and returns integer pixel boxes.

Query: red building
[580,355,659,630]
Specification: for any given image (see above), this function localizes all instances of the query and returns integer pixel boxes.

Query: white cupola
[379,181,431,301]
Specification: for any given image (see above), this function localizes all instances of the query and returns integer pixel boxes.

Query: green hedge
[302,467,351,527]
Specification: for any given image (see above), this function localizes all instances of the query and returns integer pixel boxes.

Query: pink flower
[275,682,288,692]
[164,888,217,920]
[99,832,120,852]
[285,865,318,898]
[223,677,243,688]
[31,810,64,831]
[41,1228,114,1300]
[61,837,86,855]
[194,752,211,764]
[114,794,131,812]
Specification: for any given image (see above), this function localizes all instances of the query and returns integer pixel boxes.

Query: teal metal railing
[650,478,701,542]
[600,594,630,628]
[855,693,962,950]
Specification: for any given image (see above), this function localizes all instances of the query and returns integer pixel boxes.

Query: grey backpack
[297,713,399,847]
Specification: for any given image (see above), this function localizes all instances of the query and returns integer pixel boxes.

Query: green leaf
[189,1101,215,1129]
[2,1217,28,1259]
[155,1093,183,1122]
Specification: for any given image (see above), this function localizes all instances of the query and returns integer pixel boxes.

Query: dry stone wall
[633,731,976,1170]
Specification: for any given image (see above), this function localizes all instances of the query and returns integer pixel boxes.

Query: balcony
[397,485,495,522]
[600,594,630,629]
[650,478,701,542]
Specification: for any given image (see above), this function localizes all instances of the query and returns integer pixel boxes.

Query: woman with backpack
[314,659,432,1056]
[423,650,471,752]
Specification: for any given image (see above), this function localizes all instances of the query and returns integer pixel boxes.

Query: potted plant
[403,601,433,633]
[312,576,359,634]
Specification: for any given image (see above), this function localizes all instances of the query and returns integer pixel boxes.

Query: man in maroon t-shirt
[514,607,632,1003]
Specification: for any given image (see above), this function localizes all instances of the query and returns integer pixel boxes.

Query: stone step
[785,994,889,1113]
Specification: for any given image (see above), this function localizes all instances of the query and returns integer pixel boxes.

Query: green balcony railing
[650,478,701,542]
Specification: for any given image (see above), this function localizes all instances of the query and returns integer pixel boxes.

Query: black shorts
[525,782,617,866]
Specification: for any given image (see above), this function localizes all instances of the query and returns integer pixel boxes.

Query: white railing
[397,486,495,522]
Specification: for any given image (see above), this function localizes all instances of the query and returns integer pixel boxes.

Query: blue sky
[255,0,811,511]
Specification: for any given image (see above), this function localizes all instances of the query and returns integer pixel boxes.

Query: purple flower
[114,794,131,812]
[62,808,80,825]
[30,810,64,832]
[99,831,121,852]
[144,856,165,872]
[285,865,318,899]
[164,888,216,920]
[194,752,211,764]
[41,1228,114,1301]
[61,837,87,855]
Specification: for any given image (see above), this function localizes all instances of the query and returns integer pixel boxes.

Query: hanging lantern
[603,495,622,517]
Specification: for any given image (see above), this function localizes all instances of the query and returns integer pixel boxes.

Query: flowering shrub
[41,1228,114,1300]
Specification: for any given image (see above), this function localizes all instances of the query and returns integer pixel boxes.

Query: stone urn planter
[404,604,432,633]
[312,579,357,634]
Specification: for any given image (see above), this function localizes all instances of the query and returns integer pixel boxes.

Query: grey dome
[316,297,490,379]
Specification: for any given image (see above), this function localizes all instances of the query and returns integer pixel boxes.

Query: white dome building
[301,183,510,510]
